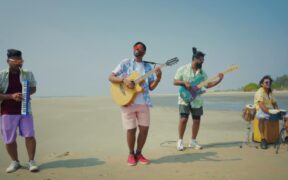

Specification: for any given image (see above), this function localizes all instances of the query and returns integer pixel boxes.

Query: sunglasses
[133,44,145,51]
[8,58,24,65]
[263,81,270,85]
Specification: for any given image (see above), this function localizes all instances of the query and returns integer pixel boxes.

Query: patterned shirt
[254,87,276,111]
[112,58,155,107]
[174,63,208,108]
[0,68,37,114]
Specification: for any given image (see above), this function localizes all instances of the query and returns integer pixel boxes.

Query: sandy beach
[0,95,288,180]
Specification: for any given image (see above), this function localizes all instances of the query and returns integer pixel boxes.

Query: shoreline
[33,89,288,99]
[151,90,288,97]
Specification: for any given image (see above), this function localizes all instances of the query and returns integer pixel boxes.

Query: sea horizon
[32,90,288,112]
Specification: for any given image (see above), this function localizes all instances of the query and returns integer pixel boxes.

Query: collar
[190,63,201,75]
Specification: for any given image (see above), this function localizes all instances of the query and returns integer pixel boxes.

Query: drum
[268,109,284,121]
[279,109,287,116]
[242,104,256,122]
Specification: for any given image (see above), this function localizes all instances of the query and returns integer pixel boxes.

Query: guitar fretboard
[134,64,166,84]
[197,65,239,88]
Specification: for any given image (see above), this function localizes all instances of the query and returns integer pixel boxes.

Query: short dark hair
[259,75,273,94]
[133,42,146,51]
[192,47,205,60]
[7,49,22,58]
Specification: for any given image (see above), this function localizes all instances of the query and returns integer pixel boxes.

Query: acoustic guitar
[179,64,240,103]
[111,57,179,106]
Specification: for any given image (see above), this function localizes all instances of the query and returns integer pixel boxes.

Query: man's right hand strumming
[173,79,192,91]
[184,81,192,91]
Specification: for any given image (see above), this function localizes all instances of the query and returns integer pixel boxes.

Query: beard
[134,50,144,57]
[196,63,202,69]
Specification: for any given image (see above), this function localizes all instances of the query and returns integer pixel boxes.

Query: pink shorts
[121,104,150,130]
[0,115,35,144]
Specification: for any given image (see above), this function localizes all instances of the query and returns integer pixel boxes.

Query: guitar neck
[197,67,236,88]
[134,64,165,84]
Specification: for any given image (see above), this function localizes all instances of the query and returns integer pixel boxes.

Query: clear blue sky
[1,0,287,96]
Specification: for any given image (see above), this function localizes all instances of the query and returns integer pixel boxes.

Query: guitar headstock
[165,57,179,66]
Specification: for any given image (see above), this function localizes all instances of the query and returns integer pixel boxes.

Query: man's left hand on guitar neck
[155,67,162,81]
[149,67,162,91]
[206,73,224,88]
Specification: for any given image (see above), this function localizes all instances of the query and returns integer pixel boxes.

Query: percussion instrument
[279,109,287,116]
[268,109,285,121]
[242,104,256,122]
[253,109,286,143]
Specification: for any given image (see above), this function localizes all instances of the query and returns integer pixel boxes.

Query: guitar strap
[142,60,159,68]
[129,59,156,84]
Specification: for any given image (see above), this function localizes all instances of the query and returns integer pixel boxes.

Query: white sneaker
[6,161,21,173]
[189,140,203,150]
[177,139,184,151]
[28,160,39,172]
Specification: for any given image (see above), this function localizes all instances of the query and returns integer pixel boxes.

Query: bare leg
[136,126,149,153]
[258,119,265,139]
[25,137,36,161]
[127,128,137,154]
[192,118,201,139]
[6,141,19,162]
[178,118,188,139]
[285,117,288,135]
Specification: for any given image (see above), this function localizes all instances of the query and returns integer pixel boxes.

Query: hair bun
[192,47,197,55]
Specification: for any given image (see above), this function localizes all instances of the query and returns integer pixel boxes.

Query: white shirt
[133,62,146,105]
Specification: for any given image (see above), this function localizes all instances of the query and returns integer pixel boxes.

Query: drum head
[269,109,280,114]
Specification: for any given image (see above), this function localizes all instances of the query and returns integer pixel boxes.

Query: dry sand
[0,96,287,180]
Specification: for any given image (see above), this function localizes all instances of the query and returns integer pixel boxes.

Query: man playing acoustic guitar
[174,47,224,151]
[108,42,162,166]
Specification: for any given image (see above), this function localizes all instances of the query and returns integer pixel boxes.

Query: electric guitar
[179,64,240,103]
[111,57,179,106]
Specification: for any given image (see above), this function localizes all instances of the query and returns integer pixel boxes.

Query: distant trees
[242,74,288,91]
[273,75,288,89]
[243,83,259,92]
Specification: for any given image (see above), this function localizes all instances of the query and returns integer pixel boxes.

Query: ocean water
[152,94,288,112]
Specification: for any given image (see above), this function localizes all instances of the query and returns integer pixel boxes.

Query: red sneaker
[127,154,137,166]
[136,154,150,165]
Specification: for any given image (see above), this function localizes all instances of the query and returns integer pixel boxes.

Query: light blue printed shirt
[112,58,155,107]
[0,68,37,114]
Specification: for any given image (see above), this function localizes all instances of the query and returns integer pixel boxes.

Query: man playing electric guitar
[108,42,162,166]
[173,47,224,151]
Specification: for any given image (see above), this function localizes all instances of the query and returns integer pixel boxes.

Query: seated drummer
[254,75,288,149]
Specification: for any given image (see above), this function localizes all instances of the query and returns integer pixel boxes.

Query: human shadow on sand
[203,141,243,149]
[160,141,243,149]
[40,158,105,170]
[152,152,241,164]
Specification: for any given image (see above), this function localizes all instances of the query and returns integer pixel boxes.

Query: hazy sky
[1,0,287,96]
